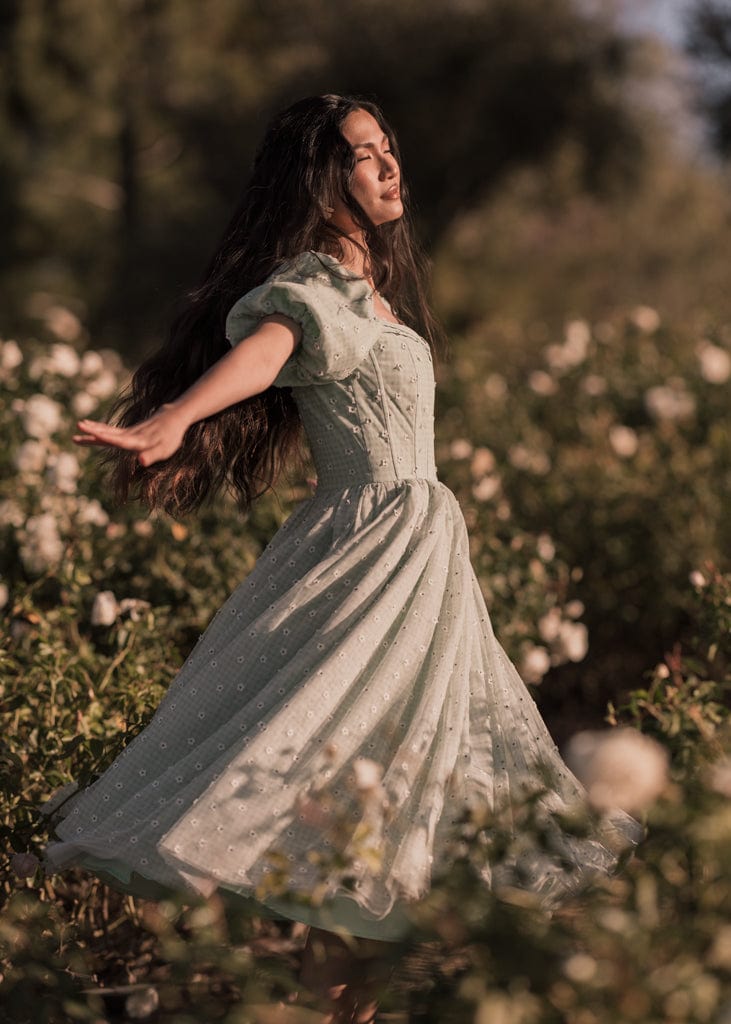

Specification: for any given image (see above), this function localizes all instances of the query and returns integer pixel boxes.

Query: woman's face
[330,108,403,231]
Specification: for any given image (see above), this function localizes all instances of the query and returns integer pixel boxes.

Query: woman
[41,94,642,1022]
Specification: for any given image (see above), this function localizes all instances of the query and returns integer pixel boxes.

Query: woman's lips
[382,185,400,199]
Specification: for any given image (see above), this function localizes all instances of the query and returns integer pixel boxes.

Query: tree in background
[0,0,650,356]
[686,0,731,154]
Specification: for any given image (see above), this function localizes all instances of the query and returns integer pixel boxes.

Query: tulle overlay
[42,252,642,939]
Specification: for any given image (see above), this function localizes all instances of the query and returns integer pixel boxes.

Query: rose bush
[1,313,730,1021]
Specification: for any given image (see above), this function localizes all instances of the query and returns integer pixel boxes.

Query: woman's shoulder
[225,250,376,352]
[269,250,369,297]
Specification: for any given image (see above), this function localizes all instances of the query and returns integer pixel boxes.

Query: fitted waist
[313,467,440,492]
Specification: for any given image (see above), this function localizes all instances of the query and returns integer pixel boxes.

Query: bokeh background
[2,2,731,1021]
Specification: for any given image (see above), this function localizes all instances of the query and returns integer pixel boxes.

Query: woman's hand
[72,403,189,467]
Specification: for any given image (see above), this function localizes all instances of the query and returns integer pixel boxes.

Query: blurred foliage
[1,314,730,1021]
[0,0,654,356]
[434,294,731,737]
[686,0,731,154]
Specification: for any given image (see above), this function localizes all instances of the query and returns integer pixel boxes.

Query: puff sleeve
[224,251,384,387]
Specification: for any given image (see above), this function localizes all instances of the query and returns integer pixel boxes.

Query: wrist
[162,400,195,431]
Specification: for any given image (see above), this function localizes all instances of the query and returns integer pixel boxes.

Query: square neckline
[307,249,432,354]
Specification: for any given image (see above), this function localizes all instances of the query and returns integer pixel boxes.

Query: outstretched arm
[73,315,301,466]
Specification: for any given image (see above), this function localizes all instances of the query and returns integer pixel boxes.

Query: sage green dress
[41,251,642,939]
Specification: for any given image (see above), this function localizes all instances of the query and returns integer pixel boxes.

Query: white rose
[21,394,64,438]
[91,590,120,626]
[47,451,80,493]
[528,370,558,396]
[538,608,562,644]
[581,373,608,396]
[125,987,160,1020]
[470,446,496,477]
[86,369,118,399]
[14,440,47,475]
[536,534,555,561]
[630,306,661,333]
[696,341,731,384]
[72,391,99,417]
[76,497,110,527]
[47,343,81,377]
[564,728,669,814]
[80,350,105,376]
[689,570,707,588]
[521,645,551,684]
[706,757,731,798]
[449,438,473,460]
[45,306,82,342]
[644,384,696,422]
[557,621,588,662]
[472,475,500,502]
[0,499,24,528]
[352,758,383,793]
[20,512,64,573]
[608,425,639,458]
[0,340,23,370]
[483,373,507,399]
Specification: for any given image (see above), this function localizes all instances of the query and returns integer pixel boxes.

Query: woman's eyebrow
[351,134,389,149]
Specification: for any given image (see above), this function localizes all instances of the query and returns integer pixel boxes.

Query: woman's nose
[380,154,398,179]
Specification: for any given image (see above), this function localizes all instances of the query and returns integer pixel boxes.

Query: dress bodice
[225,251,438,489]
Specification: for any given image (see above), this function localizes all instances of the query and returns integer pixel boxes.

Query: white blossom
[608,424,639,458]
[521,645,551,684]
[76,497,110,527]
[483,373,507,400]
[689,570,707,588]
[80,350,105,376]
[564,727,669,814]
[563,953,597,982]
[72,391,99,417]
[46,342,81,377]
[352,758,383,793]
[125,987,160,1020]
[556,621,589,662]
[0,340,23,370]
[581,373,608,396]
[565,599,585,619]
[563,319,591,361]
[538,607,562,644]
[91,590,120,626]
[46,451,80,493]
[44,305,82,342]
[86,369,118,399]
[449,438,473,460]
[0,499,24,527]
[536,534,555,561]
[14,440,47,476]
[528,370,558,395]
[508,444,550,475]
[20,512,64,573]
[472,475,500,502]
[119,598,152,621]
[706,757,731,798]
[470,446,496,478]
[630,305,661,333]
[644,383,696,422]
[696,340,731,384]
[21,394,64,439]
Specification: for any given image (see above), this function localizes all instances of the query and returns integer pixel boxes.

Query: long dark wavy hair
[102,93,445,518]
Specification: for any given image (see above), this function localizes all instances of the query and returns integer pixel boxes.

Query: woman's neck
[331,233,369,280]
